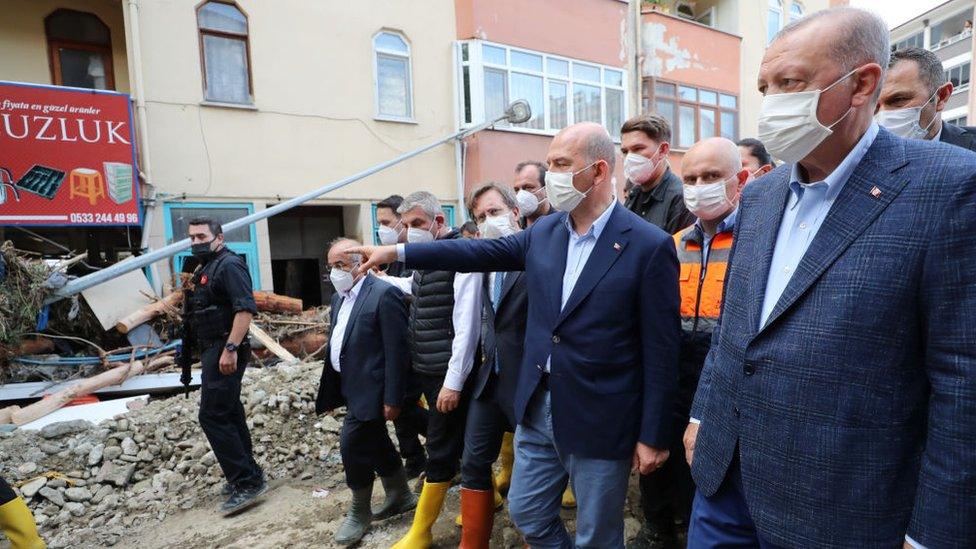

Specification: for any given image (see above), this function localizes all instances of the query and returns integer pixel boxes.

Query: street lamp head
[504,99,532,124]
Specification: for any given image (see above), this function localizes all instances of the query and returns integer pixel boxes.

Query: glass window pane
[655,81,675,97]
[573,83,601,123]
[483,44,506,65]
[511,73,544,129]
[484,68,508,120]
[679,105,696,148]
[656,99,676,132]
[511,50,543,72]
[203,34,250,104]
[606,88,624,139]
[56,49,109,89]
[699,90,718,104]
[461,43,469,62]
[962,63,971,87]
[700,107,716,139]
[573,63,601,82]
[547,57,569,77]
[377,54,411,118]
[170,207,251,242]
[720,93,737,108]
[679,85,697,101]
[462,66,472,124]
[375,32,408,53]
[46,10,111,44]
[604,69,623,87]
[549,81,568,130]
[721,111,737,140]
[790,2,804,22]
[199,2,247,34]
[767,6,781,44]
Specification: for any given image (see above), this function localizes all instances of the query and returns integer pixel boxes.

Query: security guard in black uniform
[180,217,266,516]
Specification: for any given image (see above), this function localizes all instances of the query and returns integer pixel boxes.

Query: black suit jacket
[315,275,410,420]
[474,271,527,425]
[939,121,976,152]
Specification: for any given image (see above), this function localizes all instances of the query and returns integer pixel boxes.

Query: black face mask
[191,240,216,262]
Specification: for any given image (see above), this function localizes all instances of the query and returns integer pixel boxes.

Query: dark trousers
[393,378,428,465]
[687,454,783,548]
[340,413,404,490]
[0,477,15,505]
[198,342,263,488]
[461,380,513,491]
[418,371,472,483]
[638,414,696,532]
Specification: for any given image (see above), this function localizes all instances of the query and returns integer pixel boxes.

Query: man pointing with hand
[354,122,680,548]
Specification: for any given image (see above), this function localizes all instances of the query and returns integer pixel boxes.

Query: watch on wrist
[225,342,239,352]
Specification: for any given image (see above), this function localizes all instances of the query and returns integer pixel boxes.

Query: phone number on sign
[69,212,139,224]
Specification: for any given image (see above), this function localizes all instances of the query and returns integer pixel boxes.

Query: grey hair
[890,47,948,96]
[326,237,362,262]
[397,191,443,219]
[774,7,890,96]
[583,128,616,172]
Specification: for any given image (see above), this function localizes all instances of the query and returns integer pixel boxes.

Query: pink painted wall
[455,0,629,68]
[641,11,740,94]
[462,130,627,204]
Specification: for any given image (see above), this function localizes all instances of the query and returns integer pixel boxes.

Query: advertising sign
[0,81,140,226]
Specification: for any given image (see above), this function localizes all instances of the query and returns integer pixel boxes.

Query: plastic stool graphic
[68,168,105,206]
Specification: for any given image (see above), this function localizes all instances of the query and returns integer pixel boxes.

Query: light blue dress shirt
[545,200,617,371]
[759,123,879,328]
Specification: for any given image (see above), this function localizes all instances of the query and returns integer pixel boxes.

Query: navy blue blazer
[315,275,410,421]
[691,128,976,546]
[406,202,680,460]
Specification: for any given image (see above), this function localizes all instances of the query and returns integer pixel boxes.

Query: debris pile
[0,242,55,362]
[0,361,340,548]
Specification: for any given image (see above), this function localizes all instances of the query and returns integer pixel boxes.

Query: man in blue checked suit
[354,123,681,548]
[683,7,976,548]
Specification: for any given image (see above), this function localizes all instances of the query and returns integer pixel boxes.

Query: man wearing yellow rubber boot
[0,477,45,549]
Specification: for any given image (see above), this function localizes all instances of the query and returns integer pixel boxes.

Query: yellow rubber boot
[455,478,504,526]
[391,480,449,549]
[561,483,576,509]
[0,497,46,549]
[494,432,515,497]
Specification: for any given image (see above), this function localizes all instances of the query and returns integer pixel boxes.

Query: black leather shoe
[220,480,268,516]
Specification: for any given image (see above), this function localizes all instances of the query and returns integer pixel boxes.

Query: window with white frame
[458,41,627,139]
[767,0,783,45]
[374,31,413,120]
[945,61,971,90]
[789,2,804,23]
[945,115,968,126]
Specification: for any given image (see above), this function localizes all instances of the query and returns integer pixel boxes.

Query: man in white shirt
[315,239,415,546]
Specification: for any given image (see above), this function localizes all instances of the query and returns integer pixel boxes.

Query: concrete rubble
[0,361,343,548]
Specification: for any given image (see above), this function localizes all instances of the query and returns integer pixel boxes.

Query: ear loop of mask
[821,67,861,129]
[918,89,942,132]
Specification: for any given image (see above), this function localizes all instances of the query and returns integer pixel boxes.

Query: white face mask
[875,91,940,140]
[407,223,436,244]
[544,161,597,213]
[377,222,402,246]
[683,174,737,221]
[516,188,546,217]
[757,67,858,163]
[330,267,355,294]
[623,151,664,185]
[478,213,517,239]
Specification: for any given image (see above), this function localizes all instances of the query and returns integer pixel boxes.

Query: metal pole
[48,101,531,303]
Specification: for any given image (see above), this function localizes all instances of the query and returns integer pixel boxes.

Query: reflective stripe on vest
[672,226,733,330]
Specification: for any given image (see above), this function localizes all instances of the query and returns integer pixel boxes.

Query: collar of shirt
[691,207,738,240]
[933,123,943,143]
[787,122,879,207]
[340,273,367,301]
[563,198,616,241]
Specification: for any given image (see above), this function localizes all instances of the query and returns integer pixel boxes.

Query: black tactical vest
[408,231,460,375]
[186,249,239,343]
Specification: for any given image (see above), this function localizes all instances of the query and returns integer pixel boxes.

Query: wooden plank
[248,324,298,363]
